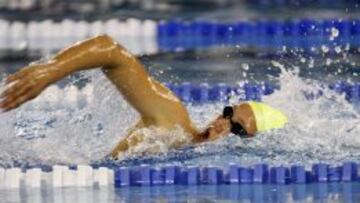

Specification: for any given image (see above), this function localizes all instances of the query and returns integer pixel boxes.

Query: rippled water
[0,61,359,169]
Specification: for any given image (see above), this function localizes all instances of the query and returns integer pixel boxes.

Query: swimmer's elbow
[94,34,137,69]
[94,34,115,45]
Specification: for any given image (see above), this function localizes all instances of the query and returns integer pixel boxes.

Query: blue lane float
[166,82,360,104]
[157,19,360,52]
[114,162,359,187]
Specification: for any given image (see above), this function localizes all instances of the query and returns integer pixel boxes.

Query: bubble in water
[335,46,342,54]
[321,45,329,53]
[345,44,350,51]
[308,58,314,68]
[326,58,332,66]
[329,27,339,41]
[241,63,249,70]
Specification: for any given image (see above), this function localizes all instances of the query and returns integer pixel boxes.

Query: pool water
[0,62,358,168]
[0,64,359,199]
[0,183,359,202]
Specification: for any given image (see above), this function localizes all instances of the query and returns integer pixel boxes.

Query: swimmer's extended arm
[0,35,124,111]
[0,35,197,156]
[0,35,191,125]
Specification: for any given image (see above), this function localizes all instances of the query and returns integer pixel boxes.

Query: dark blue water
[1,183,359,202]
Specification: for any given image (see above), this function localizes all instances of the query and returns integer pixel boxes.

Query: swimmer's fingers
[0,82,30,111]
[0,78,29,100]
[0,85,42,112]
[0,74,48,112]
[1,95,29,112]
[5,68,31,84]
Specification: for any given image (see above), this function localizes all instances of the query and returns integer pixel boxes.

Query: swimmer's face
[204,116,232,141]
[203,104,257,141]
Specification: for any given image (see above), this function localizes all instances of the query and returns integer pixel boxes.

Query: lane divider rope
[24,81,360,109]
[0,162,358,189]
[1,18,360,55]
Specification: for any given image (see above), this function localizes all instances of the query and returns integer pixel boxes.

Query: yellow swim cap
[247,101,288,132]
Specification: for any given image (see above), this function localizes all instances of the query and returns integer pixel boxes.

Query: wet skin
[0,35,257,158]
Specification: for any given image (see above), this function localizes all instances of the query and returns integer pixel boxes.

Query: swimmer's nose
[214,118,230,133]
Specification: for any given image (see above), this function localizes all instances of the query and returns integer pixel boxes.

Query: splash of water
[0,64,358,168]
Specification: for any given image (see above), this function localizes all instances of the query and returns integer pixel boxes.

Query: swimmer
[0,35,288,159]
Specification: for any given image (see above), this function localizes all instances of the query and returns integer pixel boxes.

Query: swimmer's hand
[0,63,58,112]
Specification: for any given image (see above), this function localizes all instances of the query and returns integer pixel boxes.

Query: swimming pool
[0,12,360,203]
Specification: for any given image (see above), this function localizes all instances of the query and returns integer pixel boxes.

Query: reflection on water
[0,183,359,203]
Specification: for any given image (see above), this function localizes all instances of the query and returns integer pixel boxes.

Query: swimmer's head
[198,103,257,141]
[198,102,288,141]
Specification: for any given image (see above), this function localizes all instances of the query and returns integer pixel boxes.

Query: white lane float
[4,168,22,189]
[61,19,77,46]
[89,20,104,37]
[9,21,27,50]
[76,165,94,187]
[0,168,4,189]
[94,167,114,187]
[0,20,10,50]
[52,165,68,187]
[26,21,40,51]
[25,168,42,188]
[62,167,76,187]
[142,20,158,54]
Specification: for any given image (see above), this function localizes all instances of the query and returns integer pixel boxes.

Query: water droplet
[308,58,314,68]
[345,44,350,51]
[326,58,332,66]
[241,63,249,70]
[321,45,329,53]
[329,27,339,41]
[335,46,342,54]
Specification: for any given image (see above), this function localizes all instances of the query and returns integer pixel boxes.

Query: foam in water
[0,63,358,168]
[117,125,192,160]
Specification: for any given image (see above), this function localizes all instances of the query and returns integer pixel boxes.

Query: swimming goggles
[222,106,248,137]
